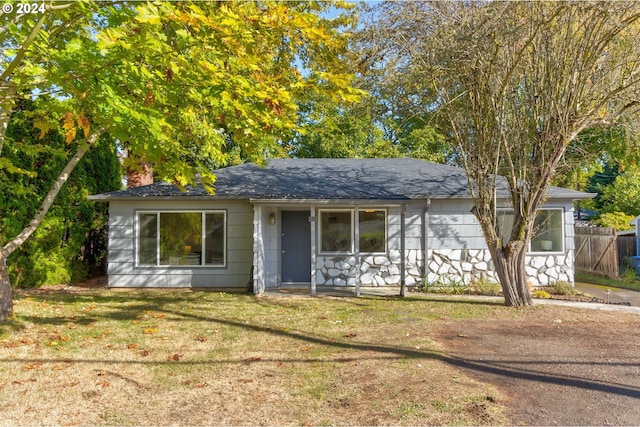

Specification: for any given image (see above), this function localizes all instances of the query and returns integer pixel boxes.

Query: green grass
[575,271,640,291]
[0,288,512,426]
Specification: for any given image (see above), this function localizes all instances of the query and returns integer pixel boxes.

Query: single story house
[89,158,594,295]
[632,215,640,255]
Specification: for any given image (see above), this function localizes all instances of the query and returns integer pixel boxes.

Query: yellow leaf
[77,112,90,139]
[61,112,76,144]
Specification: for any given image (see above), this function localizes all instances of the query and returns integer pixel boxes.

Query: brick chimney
[126,161,153,188]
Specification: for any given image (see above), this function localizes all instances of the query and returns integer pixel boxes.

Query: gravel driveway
[434,304,640,426]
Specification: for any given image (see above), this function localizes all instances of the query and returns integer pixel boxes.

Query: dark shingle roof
[89,158,594,201]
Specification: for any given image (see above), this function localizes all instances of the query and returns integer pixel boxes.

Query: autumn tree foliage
[363,1,640,306]
[0,0,360,321]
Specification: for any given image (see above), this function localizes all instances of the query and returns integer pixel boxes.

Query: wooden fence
[574,226,620,277]
[617,234,638,265]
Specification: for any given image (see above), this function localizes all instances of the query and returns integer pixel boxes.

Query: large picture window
[137,211,226,266]
[496,208,564,253]
[531,209,563,253]
[318,209,387,254]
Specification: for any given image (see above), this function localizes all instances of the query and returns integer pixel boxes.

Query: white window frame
[317,208,388,255]
[318,209,354,254]
[358,208,388,254]
[135,210,227,267]
[496,207,565,254]
[530,207,565,254]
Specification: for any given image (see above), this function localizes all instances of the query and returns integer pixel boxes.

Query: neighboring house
[632,215,640,255]
[89,158,594,295]
[630,216,640,275]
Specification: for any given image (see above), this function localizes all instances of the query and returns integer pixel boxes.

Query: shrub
[420,277,469,294]
[470,278,502,296]
[547,281,576,295]
[532,289,551,299]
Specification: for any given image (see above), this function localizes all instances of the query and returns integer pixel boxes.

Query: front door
[281,211,311,283]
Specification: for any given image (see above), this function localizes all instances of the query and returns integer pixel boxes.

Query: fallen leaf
[127,343,138,349]
[142,327,158,335]
[96,381,109,387]
[53,364,70,371]
[153,313,165,319]
[245,356,262,363]
[23,362,43,371]
[344,333,357,338]
[300,346,310,352]
[195,336,207,342]
[12,379,37,385]
[168,354,182,361]
[140,350,150,357]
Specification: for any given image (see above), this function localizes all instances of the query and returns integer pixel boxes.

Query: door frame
[279,209,312,285]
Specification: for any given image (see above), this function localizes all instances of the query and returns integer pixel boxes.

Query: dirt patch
[433,306,640,426]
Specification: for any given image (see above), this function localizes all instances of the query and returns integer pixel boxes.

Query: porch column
[252,204,265,294]
[310,207,317,296]
[400,203,406,297]
[355,206,360,297]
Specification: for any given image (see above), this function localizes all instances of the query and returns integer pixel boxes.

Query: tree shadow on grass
[3,291,640,401]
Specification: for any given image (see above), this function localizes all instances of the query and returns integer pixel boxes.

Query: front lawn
[575,271,640,291]
[0,288,511,426]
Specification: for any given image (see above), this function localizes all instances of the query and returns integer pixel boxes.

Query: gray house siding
[424,199,578,286]
[107,200,253,288]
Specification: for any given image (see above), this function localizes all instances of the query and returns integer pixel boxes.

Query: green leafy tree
[1,97,121,286]
[598,167,640,218]
[0,0,360,321]
[592,212,635,231]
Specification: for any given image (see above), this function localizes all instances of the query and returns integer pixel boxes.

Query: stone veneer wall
[316,248,574,288]
[316,250,423,287]
[425,249,575,286]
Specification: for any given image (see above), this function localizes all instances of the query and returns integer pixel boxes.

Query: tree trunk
[490,244,533,307]
[0,253,13,322]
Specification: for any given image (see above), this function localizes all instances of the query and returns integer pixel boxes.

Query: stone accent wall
[316,249,423,287]
[316,255,357,287]
[525,251,574,286]
[425,249,575,286]
[315,248,575,288]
